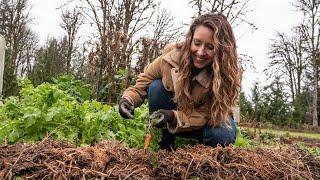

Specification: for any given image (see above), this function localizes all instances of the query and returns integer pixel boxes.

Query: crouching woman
[118,13,241,150]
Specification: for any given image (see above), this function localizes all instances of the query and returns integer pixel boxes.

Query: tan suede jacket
[122,46,219,133]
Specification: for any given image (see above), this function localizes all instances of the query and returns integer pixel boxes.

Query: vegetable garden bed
[1,139,319,179]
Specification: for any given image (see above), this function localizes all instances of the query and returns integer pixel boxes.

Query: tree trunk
[312,61,318,127]
[0,36,5,97]
[97,53,106,101]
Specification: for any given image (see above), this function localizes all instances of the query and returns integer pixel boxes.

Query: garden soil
[0,139,319,179]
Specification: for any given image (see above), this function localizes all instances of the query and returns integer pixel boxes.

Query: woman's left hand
[150,110,175,128]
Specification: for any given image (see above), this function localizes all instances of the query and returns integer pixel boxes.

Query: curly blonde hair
[176,13,241,127]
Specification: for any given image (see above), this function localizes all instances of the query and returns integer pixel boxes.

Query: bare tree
[60,8,83,74]
[1,0,31,68]
[135,7,182,75]
[73,41,89,81]
[16,28,38,77]
[135,37,153,74]
[70,0,157,102]
[295,0,320,127]
[267,29,307,105]
[188,0,256,30]
[0,0,37,96]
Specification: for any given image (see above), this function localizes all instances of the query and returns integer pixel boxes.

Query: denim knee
[148,79,165,99]
[148,79,175,112]
[202,116,237,147]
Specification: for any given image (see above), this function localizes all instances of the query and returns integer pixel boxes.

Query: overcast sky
[30,0,303,95]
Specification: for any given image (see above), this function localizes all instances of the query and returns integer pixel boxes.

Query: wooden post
[0,35,5,97]
[232,106,240,123]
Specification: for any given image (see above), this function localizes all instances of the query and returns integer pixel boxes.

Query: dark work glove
[150,109,175,128]
[119,98,134,119]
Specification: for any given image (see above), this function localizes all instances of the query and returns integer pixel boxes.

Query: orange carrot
[143,133,152,151]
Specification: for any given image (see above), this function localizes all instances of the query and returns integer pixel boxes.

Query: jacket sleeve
[122,56,163,107]
[167,101,211,133]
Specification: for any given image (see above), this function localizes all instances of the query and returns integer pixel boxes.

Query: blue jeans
[148,79,237,150]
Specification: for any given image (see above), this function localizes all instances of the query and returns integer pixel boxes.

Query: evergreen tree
[29,38,67,85]
[239,91,253,121]
[251,82,262,122]
[262,78,290,125]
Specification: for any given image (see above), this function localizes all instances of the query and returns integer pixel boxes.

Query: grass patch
[241,127,320,140]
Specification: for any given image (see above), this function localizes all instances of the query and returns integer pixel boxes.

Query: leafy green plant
[297,142,320,157]
[235,127,252,147]
[52,75,92,102]
[0,78,154,150]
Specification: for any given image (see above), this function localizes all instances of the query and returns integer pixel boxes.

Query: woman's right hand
[119,98,134,119]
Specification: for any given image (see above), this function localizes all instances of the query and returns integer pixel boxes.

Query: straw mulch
[0,139,319,179]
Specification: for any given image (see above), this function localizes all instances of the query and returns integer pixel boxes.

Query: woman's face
[190,25,215,69]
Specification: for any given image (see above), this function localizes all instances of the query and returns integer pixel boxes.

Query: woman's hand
[150,110,175,128]
[119,98,134,119]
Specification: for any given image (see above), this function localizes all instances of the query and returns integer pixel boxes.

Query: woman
[119,13,241,150]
